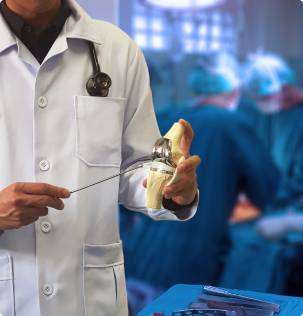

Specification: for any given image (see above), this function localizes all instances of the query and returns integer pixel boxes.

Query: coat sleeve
[118,46,197,221]
[233,117,280,211]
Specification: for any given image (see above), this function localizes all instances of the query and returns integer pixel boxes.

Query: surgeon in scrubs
[186,53,242,111]
[239,54,303,208]
[124,53,279,311]
[220,54,303,294]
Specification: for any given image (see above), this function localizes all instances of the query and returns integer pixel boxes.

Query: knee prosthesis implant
[146,122,185,210]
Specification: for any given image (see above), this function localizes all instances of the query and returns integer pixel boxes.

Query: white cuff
[147,190,199,222]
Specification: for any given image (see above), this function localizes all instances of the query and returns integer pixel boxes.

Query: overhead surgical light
[140,0,225,10]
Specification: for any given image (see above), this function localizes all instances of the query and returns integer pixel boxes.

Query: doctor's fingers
[163,170,197,199]
[179,119,194,157]
[24,206,49,218]
[15,217,40,229]
[11,182,70,199]
[142,178,148,188]
[177,155,201,173]
[22,194,65,210]
[170,182,197,205]
[11,206,49,219]
[4,211,41,230]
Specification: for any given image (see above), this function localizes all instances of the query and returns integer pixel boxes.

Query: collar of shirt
[0,0,71,64]
[0,0,104,67]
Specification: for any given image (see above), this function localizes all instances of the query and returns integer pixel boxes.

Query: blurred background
[78,0,303,108]
[119,0,303,108]
[78,1,303,315]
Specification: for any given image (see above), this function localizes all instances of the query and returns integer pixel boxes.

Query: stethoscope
[86,41,112,97]
[69,42,139,194]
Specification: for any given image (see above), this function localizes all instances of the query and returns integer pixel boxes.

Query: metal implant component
[151,137,177,168]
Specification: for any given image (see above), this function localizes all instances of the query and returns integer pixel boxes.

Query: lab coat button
[43,284,54,296]
[41,220,52,233]
[37,96,48,108]
[39,160,50,171]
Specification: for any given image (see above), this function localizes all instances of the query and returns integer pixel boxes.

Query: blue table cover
[138,284,303,316]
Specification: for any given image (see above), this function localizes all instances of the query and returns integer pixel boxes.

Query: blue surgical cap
[244,54,296,98]
[189,52,241,95]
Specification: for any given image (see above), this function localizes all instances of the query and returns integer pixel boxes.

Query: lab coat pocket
[0,255,14,316]
[74,96,126,167]
[83,241,128,316]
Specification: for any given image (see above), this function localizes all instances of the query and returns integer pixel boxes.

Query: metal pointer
[70,164,144,194]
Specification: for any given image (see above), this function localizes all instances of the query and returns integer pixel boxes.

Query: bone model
[146,123,185,210]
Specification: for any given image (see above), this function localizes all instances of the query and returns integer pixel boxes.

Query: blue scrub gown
[238,100,303,210]
[219,219,297,294]
[218,100,303,294]
[123,105,279,290]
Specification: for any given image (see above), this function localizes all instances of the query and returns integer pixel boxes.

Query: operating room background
[78,0,303,108]
[120,0,303,109]
[79,0,303,304]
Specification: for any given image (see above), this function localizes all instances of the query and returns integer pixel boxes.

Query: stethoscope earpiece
[86,41,112,97]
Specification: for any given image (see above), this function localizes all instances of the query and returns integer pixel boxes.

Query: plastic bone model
[146,122,185,210]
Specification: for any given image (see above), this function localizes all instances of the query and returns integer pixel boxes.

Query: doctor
[0,0,200,315]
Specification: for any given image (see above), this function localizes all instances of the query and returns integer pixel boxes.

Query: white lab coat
[0,1,197,316]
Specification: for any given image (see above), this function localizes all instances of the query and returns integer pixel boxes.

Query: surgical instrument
[197,296,279,314]
[70,164,143,193]
[189,303,274,316]
[208,301,246,316]
[172,309,243,316]
[203,287,280,313]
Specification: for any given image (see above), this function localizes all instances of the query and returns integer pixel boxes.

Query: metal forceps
[172,309,243,316]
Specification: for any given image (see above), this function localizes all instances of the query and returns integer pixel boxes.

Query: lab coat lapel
[15,39,40,69]
[0,11,17,54]
[16,24,68,69]
[0,7,68,69]
[0,11,40,68]
[43,0,103,66]
[65,0,102,45]
[42,22,68,65]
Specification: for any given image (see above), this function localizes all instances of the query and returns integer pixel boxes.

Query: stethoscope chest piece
[95,72,112,89]
[86,75,110,97]
[86,41,112,97]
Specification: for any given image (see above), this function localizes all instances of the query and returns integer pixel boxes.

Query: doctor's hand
[143,119,201,206]
[0,183,71,230]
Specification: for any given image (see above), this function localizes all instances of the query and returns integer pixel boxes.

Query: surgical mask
[257,99,282,114]
[189,94,239,112]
